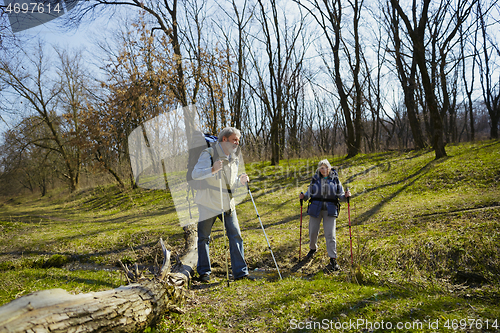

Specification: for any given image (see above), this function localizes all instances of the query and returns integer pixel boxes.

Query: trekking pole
[246,182,282,280]
[299,192,303,261]
[346,187,353,267]
[219,170,230,287]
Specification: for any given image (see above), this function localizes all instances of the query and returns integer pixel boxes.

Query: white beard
[228,145,238,155]
[222,142,238,155]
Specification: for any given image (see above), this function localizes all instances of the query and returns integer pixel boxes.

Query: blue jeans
[197,205,248,279]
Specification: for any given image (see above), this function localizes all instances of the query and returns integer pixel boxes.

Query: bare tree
[0,3,14,51]
[0,119,59,196]
[248,0,307,165]
[284,56,307,158]
[425,0,472,144]
[0,43,82,192]
[347,0,365,155]
[68,0,210,152]
[362,4,392,152]
[385,1,426,150]
[296,0,363,158]
[476,0,500,139]
[214,0,255,131]
[389,0,474,158]
[83,18,182,189]
[460,22,477,141]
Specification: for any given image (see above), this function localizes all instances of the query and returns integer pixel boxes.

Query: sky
[0,1,123,131]
[2,0,499,133]
[7,4,112,50]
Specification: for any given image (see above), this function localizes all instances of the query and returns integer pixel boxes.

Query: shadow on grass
[285,288,499,332]
[0,204,184,267]
[8,268,121,291]
[271,288,432,332]
[0,238,169,267]
[350,159,438,226]
[1,204,177,226]
[232,279,497,333]
[290,256,314,273]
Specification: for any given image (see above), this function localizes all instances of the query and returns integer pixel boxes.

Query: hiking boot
[234,274,256,281]
[199,274,210,283]
[329,258,340,271]
[305,249,316,259]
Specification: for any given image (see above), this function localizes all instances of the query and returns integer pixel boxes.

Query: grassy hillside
[0,141,499,332]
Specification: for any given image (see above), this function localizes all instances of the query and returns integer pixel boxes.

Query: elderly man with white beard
[191,127,251,282]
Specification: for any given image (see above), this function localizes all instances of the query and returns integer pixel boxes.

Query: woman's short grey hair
[218,127,241,142]
[317,159,332,171]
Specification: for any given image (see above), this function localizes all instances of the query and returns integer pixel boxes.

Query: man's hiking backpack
[186,131,217,190]
[185,131,218,218]
[186,131,218,190]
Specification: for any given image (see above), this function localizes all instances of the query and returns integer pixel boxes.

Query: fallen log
[0,238,193,333]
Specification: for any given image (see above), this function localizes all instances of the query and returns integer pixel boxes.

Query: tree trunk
[491,113,500,139]
[389,4,426,150]
[331,0,357,158]
[390,0,447,159]
[0,239,192,333]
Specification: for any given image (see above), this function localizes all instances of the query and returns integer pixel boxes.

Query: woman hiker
[299,159,351,271]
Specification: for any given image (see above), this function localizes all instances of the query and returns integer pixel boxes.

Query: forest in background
[0,0,499,197]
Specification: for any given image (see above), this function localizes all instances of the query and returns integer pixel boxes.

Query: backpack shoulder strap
[330,168,339,178]
[206,147,216,166]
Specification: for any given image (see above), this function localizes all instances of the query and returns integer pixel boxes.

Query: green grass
[0,186,183,265]
[1,140,499,332]
[0,268,124,304]
[0,185,184,305]
[154,274,499,332]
